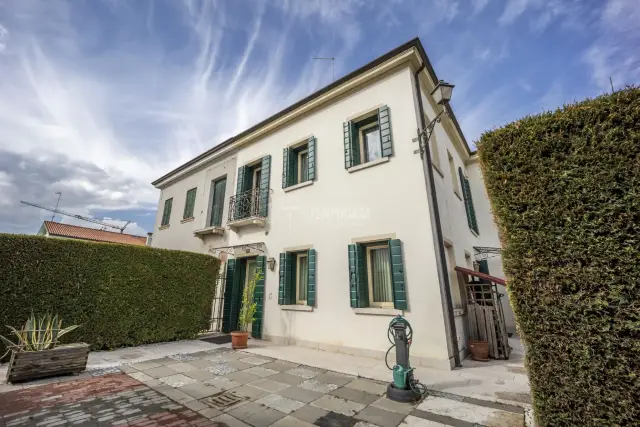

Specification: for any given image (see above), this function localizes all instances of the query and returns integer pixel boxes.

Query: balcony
[228,188,270,229]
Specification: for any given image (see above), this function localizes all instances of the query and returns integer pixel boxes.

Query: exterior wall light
[430,80,454,105]
[267,257,276,271]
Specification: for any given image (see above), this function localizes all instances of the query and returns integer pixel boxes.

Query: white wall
[222,66,452,367]
[151,153,237,253]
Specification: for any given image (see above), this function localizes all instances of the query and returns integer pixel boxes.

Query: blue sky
[0,0,638,236]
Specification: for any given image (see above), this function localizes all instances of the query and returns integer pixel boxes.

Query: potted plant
[231,268,263,349]
[1,313,87,383]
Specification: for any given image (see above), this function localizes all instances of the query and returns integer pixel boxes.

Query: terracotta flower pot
[468,340,489,361]
[231,331,249,349]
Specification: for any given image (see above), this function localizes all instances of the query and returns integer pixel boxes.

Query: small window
[459,167,479,235]
[359,120,382,163]
[183,188,197,219]
[344,106,392,169]
[161,198,173,226]
[448,151,461,197]
[283,139,315,189]
[209,177,226,227]
[296,252,309,305]
[366,243,393,308]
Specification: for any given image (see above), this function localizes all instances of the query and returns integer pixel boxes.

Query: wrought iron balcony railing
[228,188,269,223]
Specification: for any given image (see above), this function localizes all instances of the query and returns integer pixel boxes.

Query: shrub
[0,234,219,356]
[477,87,639,426]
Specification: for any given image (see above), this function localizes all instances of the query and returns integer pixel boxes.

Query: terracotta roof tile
[43,221,147,246]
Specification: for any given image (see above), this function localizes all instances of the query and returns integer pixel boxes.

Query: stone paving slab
[0,345,525,427]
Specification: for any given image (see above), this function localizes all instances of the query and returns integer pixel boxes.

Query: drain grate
[202,390,247,409]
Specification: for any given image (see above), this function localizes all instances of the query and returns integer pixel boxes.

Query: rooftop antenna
[52,192,62,221]
[312,57,335,82]
[21,200,131,233]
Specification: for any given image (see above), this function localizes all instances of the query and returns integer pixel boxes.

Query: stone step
[406,392,525,427]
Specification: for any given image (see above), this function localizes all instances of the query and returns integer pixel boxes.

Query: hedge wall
[477,88,639,426]
[0,235,219,355]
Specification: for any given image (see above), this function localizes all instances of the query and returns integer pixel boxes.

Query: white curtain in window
[365,127,382,161]
[298,256,308,300]
[371,247,392,302]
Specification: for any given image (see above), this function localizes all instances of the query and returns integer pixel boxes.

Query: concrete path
[1,342,530,427]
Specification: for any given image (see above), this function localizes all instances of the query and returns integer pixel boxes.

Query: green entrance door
[221,256,266,338]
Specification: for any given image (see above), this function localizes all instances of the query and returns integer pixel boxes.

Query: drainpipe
[412,64,461,368]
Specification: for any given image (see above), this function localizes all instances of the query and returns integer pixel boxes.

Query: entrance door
[221,256,265,335]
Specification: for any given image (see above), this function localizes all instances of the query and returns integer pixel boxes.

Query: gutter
[412,65,462,368]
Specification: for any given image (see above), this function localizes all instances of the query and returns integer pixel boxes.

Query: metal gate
[208,269,226,332]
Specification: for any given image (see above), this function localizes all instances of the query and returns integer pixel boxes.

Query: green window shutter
[478,260,489,274]
[236,166,246,195]
[348,244,369,308]
[307,249,316,307]
[252,256,266,339]
[286,253,296,304]
[458,168,479,234]
[259,155,271,217]
[183,188,196,219]
[210,177,226,227]
[289,149,298,186]
[378,105,393,157]
[161,198,172,226]
[221,259,236,333]
[278,253,286,305]
[388,239,407,310]
[344,121,360,168]
[307,136,316,181]
[282,147,290,189]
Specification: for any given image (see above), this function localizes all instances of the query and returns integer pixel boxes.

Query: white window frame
[448,151,461,198]
[296,252,308,305]
[297,149,309,184]
[366,244,394,308]
[358,121,381,164]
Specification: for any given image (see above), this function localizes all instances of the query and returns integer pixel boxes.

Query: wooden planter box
[6,343,90,383]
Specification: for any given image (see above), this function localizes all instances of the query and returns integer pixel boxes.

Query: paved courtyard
[0,348,525,427]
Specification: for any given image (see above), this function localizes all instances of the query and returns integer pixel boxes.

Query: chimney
[146,232,153,246]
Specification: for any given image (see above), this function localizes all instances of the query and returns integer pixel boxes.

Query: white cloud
[471,0,490,14]
[0,23,8,52]
[499,0,532,25]
[583,0,640,91]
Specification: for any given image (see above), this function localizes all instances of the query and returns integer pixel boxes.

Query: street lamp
[417,80,454,156]
[431,80,454,105]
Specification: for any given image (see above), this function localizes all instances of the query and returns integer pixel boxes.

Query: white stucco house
[150,38,513,370]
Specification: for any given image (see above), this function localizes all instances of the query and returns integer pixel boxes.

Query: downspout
[412,64,461,368]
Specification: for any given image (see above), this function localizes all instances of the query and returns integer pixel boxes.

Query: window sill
[281,305,313,312]
[193,226,225,238]
[181,217,195,224]
[353,307,402,316]
[159,225,170,230]
[432,163,444,178]
[469,228,479,237]
[347,157,389,173]
[283,180,313,193]
[453,190,463,201]
[453,308,465,317]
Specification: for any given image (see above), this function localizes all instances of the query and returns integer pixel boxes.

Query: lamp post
[418,80,454,156]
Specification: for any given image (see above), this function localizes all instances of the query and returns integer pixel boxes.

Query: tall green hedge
[0,235,219,355]
[478,88,639,426]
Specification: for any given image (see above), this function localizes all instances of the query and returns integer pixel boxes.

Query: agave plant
[0,313,80,356]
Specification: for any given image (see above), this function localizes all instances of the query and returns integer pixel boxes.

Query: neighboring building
[150,38,513,370]
[37,221,148,246]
